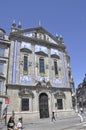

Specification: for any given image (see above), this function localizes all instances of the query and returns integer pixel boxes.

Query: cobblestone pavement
[60,122,86,130]
[0,115,86,130]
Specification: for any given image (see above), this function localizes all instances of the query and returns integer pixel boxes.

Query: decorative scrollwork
[34,78,52,88]
[18,88,34,98]
[54,91,66,99]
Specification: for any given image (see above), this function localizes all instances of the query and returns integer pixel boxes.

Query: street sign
[5,98,9,104]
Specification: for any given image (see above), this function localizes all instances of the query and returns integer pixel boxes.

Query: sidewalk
[1,115,86,130]
[60,122,86,130]
[0,120,6,130]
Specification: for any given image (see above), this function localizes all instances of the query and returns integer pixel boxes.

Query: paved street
[1,115,86,130]
[22,116,86,130]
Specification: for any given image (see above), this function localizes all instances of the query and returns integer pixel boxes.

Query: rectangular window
[0,81,2,94]
[39,33,42,39]
[0,63,3,73]
[57,99,63,109]
[39,58,45,73]
[0,102,2,117]
[0,48,5,56]
[23,55,28,72]
[54,60,58,75]
[35,32,37,38]
[21,98,29,111]
[43,34,46,40]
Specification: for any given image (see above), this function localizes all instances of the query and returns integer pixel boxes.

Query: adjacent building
[76,74,86,111]
[0,28,10,119]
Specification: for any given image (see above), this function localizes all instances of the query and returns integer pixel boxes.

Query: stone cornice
[20,48,32,53]
[35,51,48,56]
[9,33,66,51]
[0,95,8,98]
[0,56,9,60]
[0,73,6,80]
[10,26,59,42]
[9,26,66,52]
[0,39,10,46]
[6,83,71,92]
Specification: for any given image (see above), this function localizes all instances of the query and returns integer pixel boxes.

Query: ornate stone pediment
[54,91,66,99]
[51,54,60,59]
[34,78,52,88]
[18,88,34,98]
[35,51,48,56]
[0,73,5,80]
[20,48,32,53]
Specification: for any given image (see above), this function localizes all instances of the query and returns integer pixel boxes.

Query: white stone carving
[21,42,31,50]
[53,78,62,86]
[35,45,48,54]
[51,48,59,55]
[20,75,32,84]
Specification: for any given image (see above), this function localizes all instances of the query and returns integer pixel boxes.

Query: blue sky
[0,0,86,88]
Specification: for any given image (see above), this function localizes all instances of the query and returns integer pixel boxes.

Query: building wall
[8,40,70,87]
[0,29,10,119]
[7,86,73,120]
[6,25,74,120]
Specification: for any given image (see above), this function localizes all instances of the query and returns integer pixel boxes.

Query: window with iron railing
[57,99,63,109]
[21,98,29,111]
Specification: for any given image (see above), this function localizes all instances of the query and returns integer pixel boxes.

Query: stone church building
[4,22,74,120]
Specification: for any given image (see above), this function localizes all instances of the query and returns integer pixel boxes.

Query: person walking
[51,112,56,122]
[7,116,15,130]
[17,118,22,130]
[78,109,83,123]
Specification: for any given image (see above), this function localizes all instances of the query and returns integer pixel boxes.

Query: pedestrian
[2,112,6,120]
[78,109,83,123]
[7,116,15,130]
[17,118,23,130]
[80,108,83,114]
[51,112,56,122]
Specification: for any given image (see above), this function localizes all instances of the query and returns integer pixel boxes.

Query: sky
[0,0,86,88]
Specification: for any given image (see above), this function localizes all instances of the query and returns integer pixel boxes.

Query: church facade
[6,22,74,120]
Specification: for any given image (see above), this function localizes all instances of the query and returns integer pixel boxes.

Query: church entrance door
[39,93,49,118]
